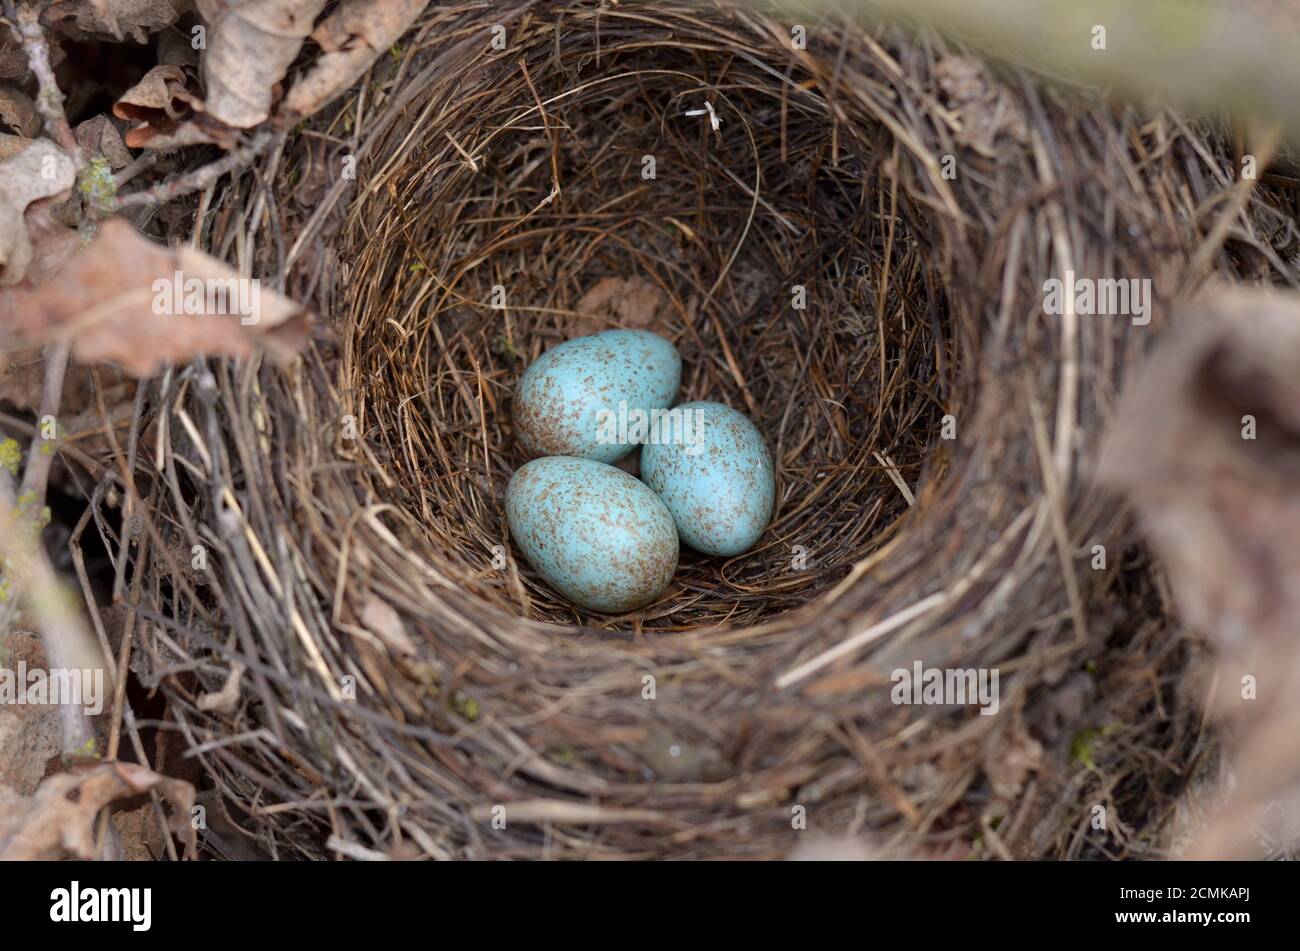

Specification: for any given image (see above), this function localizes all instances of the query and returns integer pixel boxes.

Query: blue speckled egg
[505,456,679,612]
[513,329,681,463]
[640,401,774,557]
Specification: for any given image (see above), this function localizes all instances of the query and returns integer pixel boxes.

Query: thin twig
[0,342,69,635]
[113,151,160,188]
[113,130,277,211]
[775,591,947,689]
[6,2,82,165]
[0,468,102,759]
[18,341,70,502]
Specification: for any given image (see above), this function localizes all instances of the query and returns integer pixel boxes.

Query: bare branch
[114,129,277,211]
[8,2,81,165]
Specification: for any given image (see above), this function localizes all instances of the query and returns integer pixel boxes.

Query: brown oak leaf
[196,0,327,129]
[0,217,311,376]
[41,0,178,44]
[282,0,431,120]
[113,63,234,150]
[0,761,196,859]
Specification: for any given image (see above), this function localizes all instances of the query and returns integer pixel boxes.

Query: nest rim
[118,0,1290,860]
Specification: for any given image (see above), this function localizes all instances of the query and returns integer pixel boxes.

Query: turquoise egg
[640,401,774,557]
[513,329,681,463]
[505,456,679,612]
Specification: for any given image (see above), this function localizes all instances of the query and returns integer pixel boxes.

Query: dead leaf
[197,660,245,713]
[113,801,167,860]
[74,114,132,169]
[3,205,82,298]
[113,63,234,150]
[569,275,673,338]
[1098,286,1300,858]
[128,114,234,151]
[282,0,430,120]
[0,139,76,286]
[114,66,195,122]
[0,633,62,796]
[39,116,134,228]
[0,32,28,81]
[0,85,39,138]
[196,0,327,129]
[41,0,179,44]
[361,596,417,657]
[0,217,312,376]
[0,761,196,859]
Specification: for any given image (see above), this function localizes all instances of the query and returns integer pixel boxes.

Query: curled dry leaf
[41,0,179,44]
[196,0,327,129]
[0,139,75,286]
[282,0,430,120]
[197,660,246,713]
[113,63,234,150]
[114,65,197,122]
[0,217,312,376]
[1098,286,1300,858]
[0,761,196,860]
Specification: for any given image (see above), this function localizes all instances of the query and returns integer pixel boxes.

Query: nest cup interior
[341,5,959,629]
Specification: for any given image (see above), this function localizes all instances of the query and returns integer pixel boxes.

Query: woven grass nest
[122,1,1294,859]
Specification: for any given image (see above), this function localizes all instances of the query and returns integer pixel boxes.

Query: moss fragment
[0,438,20,476]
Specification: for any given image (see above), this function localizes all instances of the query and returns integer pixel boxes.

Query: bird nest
[120,0,1291,859]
